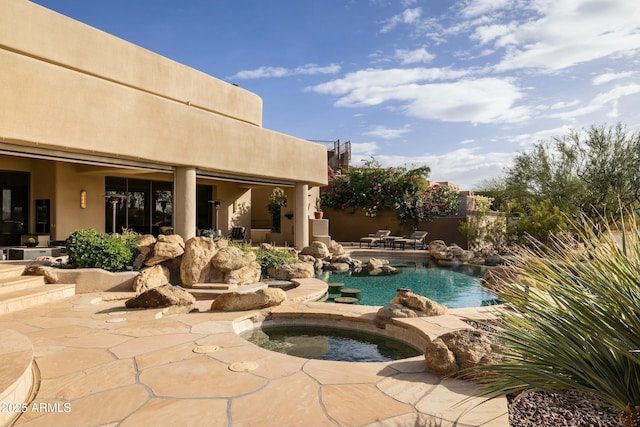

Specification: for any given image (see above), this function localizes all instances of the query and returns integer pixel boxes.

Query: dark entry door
[0,171,29,246]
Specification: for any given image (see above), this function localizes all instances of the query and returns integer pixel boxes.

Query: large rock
[133,265,170,293]
[145,235,185,266]
[300,241,330,259]
[375,304,420,328]
[392,288,447,316]
[223,262,262,285]
[327,240,345,256]
[325,262,350,274]
[23,264,58,284]
[180,237,221,285]
[125,284,196,313]
[367,258,398,276]
[480,265,519,292]
[376,288,447,328]
[425,329,501,377]
[267,262,315,280]
[210,288,286,311]
[428,240,448,258]
[211,247,256,272]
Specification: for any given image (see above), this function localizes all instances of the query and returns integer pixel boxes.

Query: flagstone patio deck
[0,280,507,427]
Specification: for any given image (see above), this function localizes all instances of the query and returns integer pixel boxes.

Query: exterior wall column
[294,183,309,249]
[174,166,196,240]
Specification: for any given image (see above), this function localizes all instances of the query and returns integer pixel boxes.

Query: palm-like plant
[473,214,640,427]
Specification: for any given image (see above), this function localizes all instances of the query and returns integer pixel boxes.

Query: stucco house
[0,0,327,251]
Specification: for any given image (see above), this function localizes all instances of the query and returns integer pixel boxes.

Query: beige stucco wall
[0,0,328,187]
[323,207,469,248]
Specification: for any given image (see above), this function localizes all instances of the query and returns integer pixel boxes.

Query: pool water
[319,259,496,308]
[241,325,421,362]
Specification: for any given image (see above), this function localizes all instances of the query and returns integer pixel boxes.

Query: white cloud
[394,47,435,64]
[231,63,341,80]
[549,100,580,110]
[461,0,510,19]
[356,148,516,189]
[362,125,411,140]
[471,23,516,45]
[547,84,640,120]
[459,139,475,145]
[492,0,640,72]
[380,7,422,33]
[592,71,634,85]
[309,69,531,124]
[350,142,379,159]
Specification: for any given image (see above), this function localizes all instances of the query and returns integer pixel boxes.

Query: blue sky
[32,0,640,189]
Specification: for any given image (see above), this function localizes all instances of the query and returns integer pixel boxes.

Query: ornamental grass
[473,213,640,427]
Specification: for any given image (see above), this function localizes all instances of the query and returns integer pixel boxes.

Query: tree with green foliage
[477,123,640,243]
[321,159,459,227]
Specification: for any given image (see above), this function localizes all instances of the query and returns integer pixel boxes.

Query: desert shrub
[66,229,138,272]
[472,213,640,427]
[254,246,298,278]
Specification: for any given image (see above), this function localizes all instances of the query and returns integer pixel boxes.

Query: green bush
[473,214,640,426]
[254,246,298,278]
[66,229,138,272]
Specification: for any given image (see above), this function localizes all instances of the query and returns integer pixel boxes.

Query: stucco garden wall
[323,207,469,248]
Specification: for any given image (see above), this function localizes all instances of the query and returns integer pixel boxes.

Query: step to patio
[0,275,46,295]
[186,282,267,299]
[0,263,76,315]
[0,284,76,315]
[0,328,35,427]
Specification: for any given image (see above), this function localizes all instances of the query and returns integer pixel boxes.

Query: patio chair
[392,230,428,250]
[228,226,247,243]
[359,229,391,248]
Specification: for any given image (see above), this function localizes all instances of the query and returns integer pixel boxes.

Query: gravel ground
[509,390,622,427]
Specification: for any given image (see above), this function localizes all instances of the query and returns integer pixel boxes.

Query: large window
[105,177,173,235]
[105,177,213,235]
[0,171,29,245]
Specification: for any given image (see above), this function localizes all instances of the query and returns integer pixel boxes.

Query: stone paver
[0,283,508,427]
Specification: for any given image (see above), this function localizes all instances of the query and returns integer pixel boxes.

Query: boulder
[300,241,330,259]
[298,254,316,264]
[144,235,185,266]
[157,234,185,247]
[267,262,315,280]
[211,247,256,272]
[133,265,170,293]
[392,289,448,316]
[376,288,447,328]
[223,262,262,285]
[367,258,398,276]
[23,264,58,284]
[210,288,287,311]
[325,262,350,274]
[480,265,518,292]
[133,245,152,270]
[424,339,457,376]
[136,234,157,248]
[327,240,345,256]
[180,237,220,285]
[428,240,448,257]
[125,284,196,313]
[375,303,419,328]
[425,329,501,376]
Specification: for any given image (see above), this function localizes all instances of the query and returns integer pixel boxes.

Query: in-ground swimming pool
[241,325,422,362]
[319,259,495,307]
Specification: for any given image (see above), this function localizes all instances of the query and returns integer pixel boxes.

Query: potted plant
[314,197,324,219]
[267,187,288,233]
